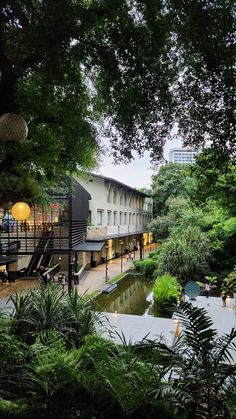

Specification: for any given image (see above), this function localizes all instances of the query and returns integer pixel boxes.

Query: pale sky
[95,138,182,189]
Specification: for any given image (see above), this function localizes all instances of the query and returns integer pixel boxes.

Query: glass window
[119,212,123,225]
[97,210,103,226]
[107,211,112,225]
[113,211,117,225]
[113,190,117,204]
[129,213,132,224]
[124,212,127,224]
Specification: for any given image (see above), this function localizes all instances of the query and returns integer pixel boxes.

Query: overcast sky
[95,138,182,189]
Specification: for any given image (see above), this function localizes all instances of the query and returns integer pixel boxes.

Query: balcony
[86,224,149,240]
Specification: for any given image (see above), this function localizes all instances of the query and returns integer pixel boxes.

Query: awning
[0,256,18,266]
[74,241,105,252]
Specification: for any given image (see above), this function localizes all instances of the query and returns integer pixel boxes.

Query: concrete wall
[75,174,153,228]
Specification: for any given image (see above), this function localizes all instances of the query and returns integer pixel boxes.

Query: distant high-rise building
[168,148,197,164]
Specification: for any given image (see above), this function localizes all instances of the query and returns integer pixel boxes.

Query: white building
[168,148,197,164]
[0,174,153,279]
[74,173,153,267]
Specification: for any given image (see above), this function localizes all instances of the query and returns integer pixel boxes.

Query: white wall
[75,174,153,228]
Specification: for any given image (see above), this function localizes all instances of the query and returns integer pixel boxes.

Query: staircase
[26,231,52,276]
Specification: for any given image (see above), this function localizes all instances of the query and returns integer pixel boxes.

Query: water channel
[93,274,171,317]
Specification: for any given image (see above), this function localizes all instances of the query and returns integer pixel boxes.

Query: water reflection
[94,275,163,317]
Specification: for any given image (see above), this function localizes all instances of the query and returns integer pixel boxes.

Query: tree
[192,150,236,215]
[151,163,192,216]
[158,226,211,281]
[150,195,203,240]
[0,1,235,203]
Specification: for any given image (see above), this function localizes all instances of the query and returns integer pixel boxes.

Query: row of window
[107,188,151,210]
[97,210,152,226]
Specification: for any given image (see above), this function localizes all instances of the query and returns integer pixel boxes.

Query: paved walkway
[99,312,176,345]
[0,244,157,307]
[99,296,236,351]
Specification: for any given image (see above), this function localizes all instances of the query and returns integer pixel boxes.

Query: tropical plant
[158,226,211,281]
[153,274,180,313]
[10,284,100,348]
[142,302,236,419]
[204,275,218,286]
[221,269,236,296]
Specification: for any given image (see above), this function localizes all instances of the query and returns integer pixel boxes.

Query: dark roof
[0,256,18,265]
[89,173,150,197]
[73,241,105,252]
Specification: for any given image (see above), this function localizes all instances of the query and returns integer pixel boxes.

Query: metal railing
[0,220,87,255]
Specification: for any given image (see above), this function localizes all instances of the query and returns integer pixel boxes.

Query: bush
[152,268,161,280]
[153,273,180,313]
[149,251,159,259]
[139,259,158,277]
[133,260,142,272]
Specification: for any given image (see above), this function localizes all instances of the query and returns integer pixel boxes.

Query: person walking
[221,290,227,307]
[205,283,210,298]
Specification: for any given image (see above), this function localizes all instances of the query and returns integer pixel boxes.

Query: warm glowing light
[12,202,31,221]
[175,320,180,337]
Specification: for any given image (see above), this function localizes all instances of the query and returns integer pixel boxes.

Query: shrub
[10,284,100,348]
[152,268,160,280]
[133,260,142,272]
[153,273,180,312]
[149,251,159,259]
[139,258,158,277]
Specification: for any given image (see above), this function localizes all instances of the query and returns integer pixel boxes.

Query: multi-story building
[0,173,153,288]
[74,173,153,268]
[168,148,197,164]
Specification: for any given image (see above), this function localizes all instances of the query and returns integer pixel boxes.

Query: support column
[68,253,74,293]
[140,234,143,260]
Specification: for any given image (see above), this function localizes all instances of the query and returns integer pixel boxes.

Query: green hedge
[133,258,158,276]
[149,251,159,259]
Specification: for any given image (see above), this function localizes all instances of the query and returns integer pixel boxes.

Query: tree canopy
[0,0,235,203]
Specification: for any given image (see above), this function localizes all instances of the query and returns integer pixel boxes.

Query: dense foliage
[152,273,180,312]
[0,1,235,202]
[157,227,211,281]
[150,153,236,282]
[0,291,236,419]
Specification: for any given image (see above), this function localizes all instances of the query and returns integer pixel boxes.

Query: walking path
[0,244,156,308]
[1,247,234,358]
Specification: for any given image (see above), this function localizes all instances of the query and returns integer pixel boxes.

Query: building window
[120,192,123,205]
[119,212,123,225]
[129,213,132,224]
[87,211,92,225]
[113,190,117,204]
[124,193,127,206]
[107,211,112,225]
[107,189,111,203]
[124,212,127,224]
[97,210,103,226]
[113,211,117,225]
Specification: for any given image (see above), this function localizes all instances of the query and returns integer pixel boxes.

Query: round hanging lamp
[12,202,31,221]
[0,113,28,143]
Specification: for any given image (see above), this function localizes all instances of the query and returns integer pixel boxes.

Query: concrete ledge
[102,284,118,294]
